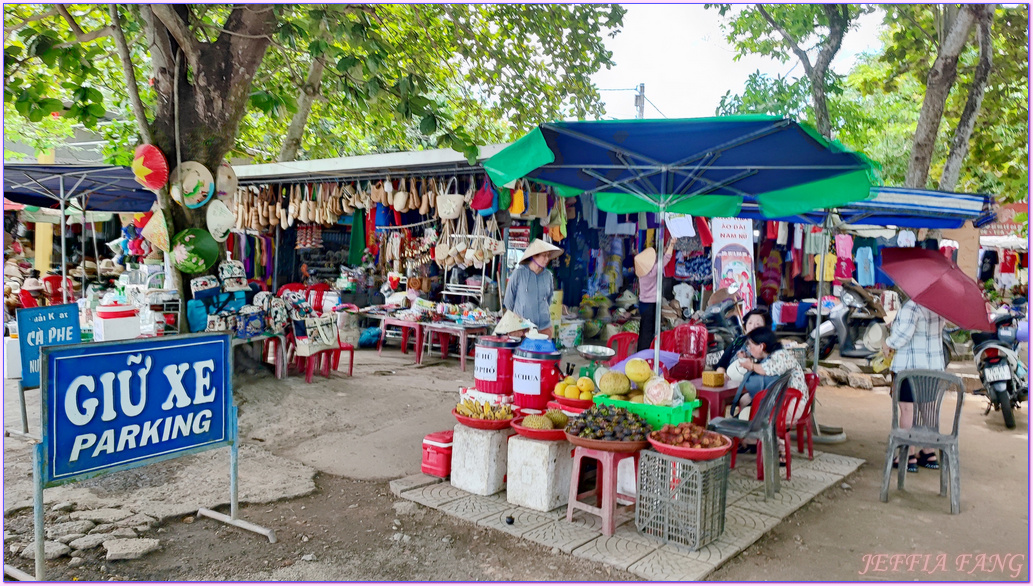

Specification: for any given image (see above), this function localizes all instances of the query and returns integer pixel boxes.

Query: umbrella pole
[59,179,68,304]
[810,213,845,442]
[273,223,281,292]
[653,207,665,375]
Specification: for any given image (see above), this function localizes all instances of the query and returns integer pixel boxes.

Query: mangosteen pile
[565,404,651,442]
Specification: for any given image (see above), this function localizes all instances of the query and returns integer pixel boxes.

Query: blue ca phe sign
[40,333,232,487]
[16,304,81,389]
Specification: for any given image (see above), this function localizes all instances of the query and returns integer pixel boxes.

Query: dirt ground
[3,347,1029,581]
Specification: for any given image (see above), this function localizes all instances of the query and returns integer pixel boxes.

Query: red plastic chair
[18,289,39,309]
[306,282,331,314]
[42,275,74,305]
[277,283,306,297]
[606,332,639,366]
[742,387,804,482]
[793,374,819,460]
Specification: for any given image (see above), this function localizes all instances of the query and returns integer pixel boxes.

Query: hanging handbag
[371,180,387,205]
[437,177,464,220]
[470,177,494,212]
[418,177,430,215]
[292,315,339,356]
[393,177,409,212]
[509,178,528,215]
[435,219,453,267]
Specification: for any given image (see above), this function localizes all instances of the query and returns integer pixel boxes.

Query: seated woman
[715,308,772,379]
[735,327,808,464]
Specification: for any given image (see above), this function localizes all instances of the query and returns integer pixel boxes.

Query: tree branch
[149,3,203,72]
[4,7,58,40]
[109,4,153,145]
[939,4,995,191]
[813,5,848,75]
[53,5,112,47]
[756,4,813,75]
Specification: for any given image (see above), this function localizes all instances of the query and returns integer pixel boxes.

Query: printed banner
[41,334,232,487]
[16,304,81,389]
[711,218,756,313]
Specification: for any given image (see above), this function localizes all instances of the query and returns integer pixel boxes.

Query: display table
[418,322,490,372]
[232,332,288,380]
[690,377,740,423]
[376,317,423,364]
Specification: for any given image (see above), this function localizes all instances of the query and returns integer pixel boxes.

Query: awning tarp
[737,186,998,229]
[3,164,156,212]
[484,116,877,218]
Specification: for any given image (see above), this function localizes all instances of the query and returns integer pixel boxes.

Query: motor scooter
[809,281,888,360]
[972,299,1028,429]
[693,285,744,367]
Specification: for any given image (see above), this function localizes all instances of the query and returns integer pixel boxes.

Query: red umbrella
[880,247,994,331]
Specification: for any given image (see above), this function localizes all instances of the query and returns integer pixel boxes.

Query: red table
[418,322,490,372]
[377,317,423,364]
[690,377,740,424]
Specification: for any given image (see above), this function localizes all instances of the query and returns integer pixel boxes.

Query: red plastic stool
[331,343,355,376]
[262,334,287,379]
[566,447,640,536]
[378,323,418,355]
[297,349,335,383]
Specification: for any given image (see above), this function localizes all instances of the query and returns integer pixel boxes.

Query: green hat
[170,228,219,274]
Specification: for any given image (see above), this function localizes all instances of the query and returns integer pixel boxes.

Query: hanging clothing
[804,227,825,255]
[897,230,917,247]
[815,254,836,281]
[834,234,855,281]
[856,247,875,287]
[776,222,789,246]
[1001,250,1018,274]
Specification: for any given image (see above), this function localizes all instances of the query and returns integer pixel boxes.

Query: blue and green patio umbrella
[484,115,878,371]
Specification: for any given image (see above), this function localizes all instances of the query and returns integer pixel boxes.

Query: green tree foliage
[713,4,1028,202]
[708,3,872,138]
[4,4,624,165]
[4,3,623,306]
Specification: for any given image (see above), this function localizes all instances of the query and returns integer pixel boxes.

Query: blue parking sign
[41,333,232,487]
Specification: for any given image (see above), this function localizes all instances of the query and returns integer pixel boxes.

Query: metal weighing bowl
[576,344,615,362]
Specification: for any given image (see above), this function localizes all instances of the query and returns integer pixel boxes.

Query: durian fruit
[544,409,568,429]
[522,415,555,430]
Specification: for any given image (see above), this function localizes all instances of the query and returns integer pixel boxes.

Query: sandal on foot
[917,451,940,470]
[892,456,919,473]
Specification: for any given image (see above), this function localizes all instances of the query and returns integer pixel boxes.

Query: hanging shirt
[834,234,855,280]
[1001,250,1018,274]
[856,247,875,287]
[814,255,836,281]
[777,222,790,246]
[793,224,805,250]
[897,230,917,247]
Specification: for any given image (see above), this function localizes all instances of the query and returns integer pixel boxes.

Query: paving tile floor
[398,449,863,581]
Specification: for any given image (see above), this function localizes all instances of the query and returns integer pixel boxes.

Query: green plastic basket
[592,396,702,430]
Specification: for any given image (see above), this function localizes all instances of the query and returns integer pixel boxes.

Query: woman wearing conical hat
[503,239,562,337]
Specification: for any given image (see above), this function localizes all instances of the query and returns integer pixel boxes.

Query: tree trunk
[133,4,276,316]
[938,5,995,192]
[905,5,978,188]
[278,57,326,162]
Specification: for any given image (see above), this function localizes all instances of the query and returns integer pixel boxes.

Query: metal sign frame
[4,333,275,582]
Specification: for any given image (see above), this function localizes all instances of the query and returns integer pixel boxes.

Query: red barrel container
[512,347,562,411]
[474,336,520,395]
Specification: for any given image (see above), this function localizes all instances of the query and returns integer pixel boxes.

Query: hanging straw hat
[494,310,534,335]
[518,239,562,264]
[615,289,638,309]
[634,247,657,278]
[141,205,171,252]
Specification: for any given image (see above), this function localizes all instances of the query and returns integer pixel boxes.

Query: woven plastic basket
[635,450,730,551]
